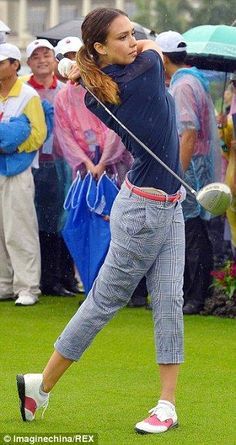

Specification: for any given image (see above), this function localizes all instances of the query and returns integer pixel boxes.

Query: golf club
[58,56,232,216]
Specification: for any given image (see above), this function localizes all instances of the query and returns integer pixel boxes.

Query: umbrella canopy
[37,18,155,46]
[183,25,236,72]
[132,21,157,41]
[37,19,84,46]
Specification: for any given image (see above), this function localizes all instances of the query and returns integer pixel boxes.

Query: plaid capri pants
[55,182,185,364]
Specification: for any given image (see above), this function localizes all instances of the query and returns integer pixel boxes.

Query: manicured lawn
[0,295,235,445]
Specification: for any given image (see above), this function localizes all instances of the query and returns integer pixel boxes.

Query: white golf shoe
[135,400,178,434]
[15,293,38,306]
[16,374,49,421]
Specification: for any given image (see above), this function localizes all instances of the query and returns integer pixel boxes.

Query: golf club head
[196,182,232,216]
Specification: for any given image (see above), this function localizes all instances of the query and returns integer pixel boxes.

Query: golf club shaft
[85,86,197,196]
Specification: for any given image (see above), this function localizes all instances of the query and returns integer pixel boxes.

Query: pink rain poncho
[54,82,133,186]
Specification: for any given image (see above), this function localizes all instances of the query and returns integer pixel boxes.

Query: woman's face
[95,15,137,66]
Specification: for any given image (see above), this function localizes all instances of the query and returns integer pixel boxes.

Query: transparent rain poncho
[54,82,133,186]
[170,67,222,220]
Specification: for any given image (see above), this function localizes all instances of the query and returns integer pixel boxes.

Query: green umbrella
[183,25,236,72]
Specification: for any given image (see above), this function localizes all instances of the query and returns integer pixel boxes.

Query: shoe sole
[16,374,26,421]
[135,422,179,435]
[15,303,38,306]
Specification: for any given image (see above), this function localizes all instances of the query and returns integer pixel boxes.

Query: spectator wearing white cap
[55,36,82,60]
[54,36,83,82]
[0,43,47,306]
[156,30,221,314]
[26,39,57,91]
[25,39,80,298]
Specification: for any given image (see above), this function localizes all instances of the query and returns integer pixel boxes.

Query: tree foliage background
[133,0,235,33]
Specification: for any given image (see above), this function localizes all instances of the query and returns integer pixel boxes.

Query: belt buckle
[163,193,168,203]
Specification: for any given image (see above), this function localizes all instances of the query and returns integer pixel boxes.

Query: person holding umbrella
[156,30,221,315]
[16,8,185,435]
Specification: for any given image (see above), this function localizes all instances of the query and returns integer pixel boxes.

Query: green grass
[0,296,235,445]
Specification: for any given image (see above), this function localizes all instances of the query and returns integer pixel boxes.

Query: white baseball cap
[0,43,21,61]
[55,36,82,58]
[156,31,187,53]
[26,39,55,58]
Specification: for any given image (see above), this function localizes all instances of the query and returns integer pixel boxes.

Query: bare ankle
[41,379,51,393]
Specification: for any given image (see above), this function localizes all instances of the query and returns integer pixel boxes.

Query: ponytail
[76,46,120,105]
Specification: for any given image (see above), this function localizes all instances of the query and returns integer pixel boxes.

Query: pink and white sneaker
[16,374,49,421]
[135,400,178,434]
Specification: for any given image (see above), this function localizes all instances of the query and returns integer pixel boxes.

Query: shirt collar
[28,74,58,89]
[0,78,22,100]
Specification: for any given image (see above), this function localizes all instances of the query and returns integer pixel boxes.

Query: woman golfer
[17,8,185,435]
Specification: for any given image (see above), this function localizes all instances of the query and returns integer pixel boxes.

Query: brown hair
[76,8,128,105]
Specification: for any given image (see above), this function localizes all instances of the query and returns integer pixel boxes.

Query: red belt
[125,178,181,203]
